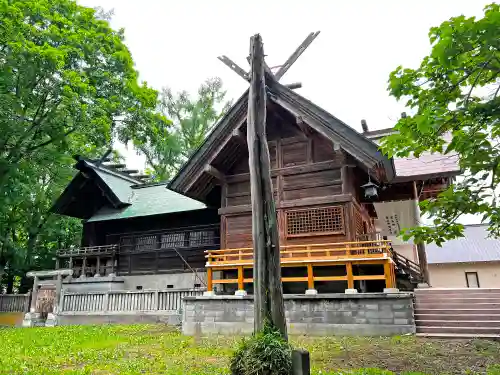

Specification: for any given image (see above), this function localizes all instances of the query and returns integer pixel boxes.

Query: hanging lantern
[361,176,379,199]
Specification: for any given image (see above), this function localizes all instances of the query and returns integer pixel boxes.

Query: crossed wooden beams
[218,31,320,87]
[204,32,321,185]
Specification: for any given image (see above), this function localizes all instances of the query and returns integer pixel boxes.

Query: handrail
[205,240,391,254]
[206,241,391,266]
[57,244,118,256]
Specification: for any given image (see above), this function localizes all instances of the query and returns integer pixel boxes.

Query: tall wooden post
[413,181,430,284]
[247,34,287,338]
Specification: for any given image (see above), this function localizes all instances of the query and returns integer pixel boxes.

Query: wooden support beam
[232,128,246,145]
[384,261,395,288]
[346,262,354,289]
[296,115,311,136]
[207,267,213,292]
[307,264,314,290]
[248,33,287,338]
[204,164,225,182]
[275,31,320,80]
[217,55,249,81]
[284,82,302,90]
[238,266,244,291]
[120,169,139,174]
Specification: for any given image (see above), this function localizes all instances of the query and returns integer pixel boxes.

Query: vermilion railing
[205,240,392,267]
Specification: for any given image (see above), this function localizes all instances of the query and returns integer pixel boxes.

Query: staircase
[414,288,500,338]
[390,250,424,290]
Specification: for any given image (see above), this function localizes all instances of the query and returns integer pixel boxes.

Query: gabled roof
[169,83,396,199]
[87,182,206,222]
[427,224,500,264]
[51,158,206,221]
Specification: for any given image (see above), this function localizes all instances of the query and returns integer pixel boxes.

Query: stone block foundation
[182,293,415,336]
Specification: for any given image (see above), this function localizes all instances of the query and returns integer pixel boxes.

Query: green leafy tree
[381,3,500,245]
[0,0,166,291]
[136,77,232,181]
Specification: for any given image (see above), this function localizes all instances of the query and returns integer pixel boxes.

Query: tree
[136,77,232,181]
[381,3,500,245]
[0,0,166,290]
[0,0,165,188]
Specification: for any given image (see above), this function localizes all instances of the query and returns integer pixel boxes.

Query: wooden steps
[414,288,500,338]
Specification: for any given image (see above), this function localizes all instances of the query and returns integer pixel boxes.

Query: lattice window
[355,208,364,236]
[134,235,157,251]
[161,233,185,248]
[286,206,344,237]
[189,230,215,247]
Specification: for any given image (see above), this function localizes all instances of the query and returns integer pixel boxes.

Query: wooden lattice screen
[355,206,364,236]
[286,206,344,237]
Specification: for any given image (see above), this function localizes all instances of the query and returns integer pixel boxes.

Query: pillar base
[345,289,358,294]
[22,312,41,327]
[203,291,215,297]
[383,288,400,293]
[93,273,101,278]
[234,290,247,296]
[45,313,59,327]
[305,289,318,295]
[417,283,430,289]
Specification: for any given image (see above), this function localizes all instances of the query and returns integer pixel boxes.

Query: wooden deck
[205,240,396,292]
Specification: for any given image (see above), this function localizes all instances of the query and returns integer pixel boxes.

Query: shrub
[230,322,292,375]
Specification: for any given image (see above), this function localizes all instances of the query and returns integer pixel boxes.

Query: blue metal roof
[426,225,500,264]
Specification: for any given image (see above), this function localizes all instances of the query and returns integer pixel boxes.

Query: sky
[77,0,486,171]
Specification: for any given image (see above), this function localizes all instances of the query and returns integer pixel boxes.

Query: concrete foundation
[62,275,126,293]
[182,293,415,336]
[57,311,182,326]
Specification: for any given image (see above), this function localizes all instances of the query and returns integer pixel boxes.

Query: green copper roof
[87,183,207,222]
[93,168,135,204]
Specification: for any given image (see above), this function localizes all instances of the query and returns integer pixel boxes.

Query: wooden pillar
[30,276,39,312]
[384,261,395,288]
[247,34,287,338]
[237,266,244,291]
[81,257,87,277]
[306,264,314,291]
[413,181,430,284]
[346,262,354,290]
[207,267,213,292]
[96,256,101,276]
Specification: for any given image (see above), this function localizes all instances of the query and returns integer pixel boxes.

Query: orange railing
[205,240,392,267]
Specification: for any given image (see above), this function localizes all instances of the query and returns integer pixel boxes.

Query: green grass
[0,325,499,374]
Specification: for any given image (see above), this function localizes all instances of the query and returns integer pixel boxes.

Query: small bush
[230,323,292,375]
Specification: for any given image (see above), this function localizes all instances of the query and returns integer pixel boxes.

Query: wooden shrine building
[50,78,459,294]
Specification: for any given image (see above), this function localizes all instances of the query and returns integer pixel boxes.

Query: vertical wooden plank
[346,262,354,289]
[207,267,213,292]
[238,266,244,291]
[384,260,395,288]
[307,264,314,290]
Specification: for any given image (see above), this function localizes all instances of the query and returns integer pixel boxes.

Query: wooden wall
[219,132,363,249]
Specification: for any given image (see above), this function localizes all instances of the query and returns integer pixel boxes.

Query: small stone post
[292,349,311,375]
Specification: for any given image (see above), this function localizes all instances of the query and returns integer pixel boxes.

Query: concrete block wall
[183,293,415,336]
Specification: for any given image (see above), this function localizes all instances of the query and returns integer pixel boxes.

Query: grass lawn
[0,325,499,375]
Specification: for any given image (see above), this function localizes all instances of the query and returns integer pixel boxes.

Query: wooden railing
[60,289,204,312]
[57,244,118,257]
[205,240,392,267]
[0,293,30,312]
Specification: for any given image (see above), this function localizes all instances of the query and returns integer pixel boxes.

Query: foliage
[0,0,165,290]
[381,3,500,245]
[0,324,499,374]
[230,322,293,375]
[136,77,232,181]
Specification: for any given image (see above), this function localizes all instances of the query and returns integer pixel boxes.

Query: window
[135,235,157,251]
[286,206,344,237]
[189,230,215,247]
[194,283,201,288]
[161,232,185,248]
[136,285,143,290]
[167,284,174,289]
[465,272,480,288]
